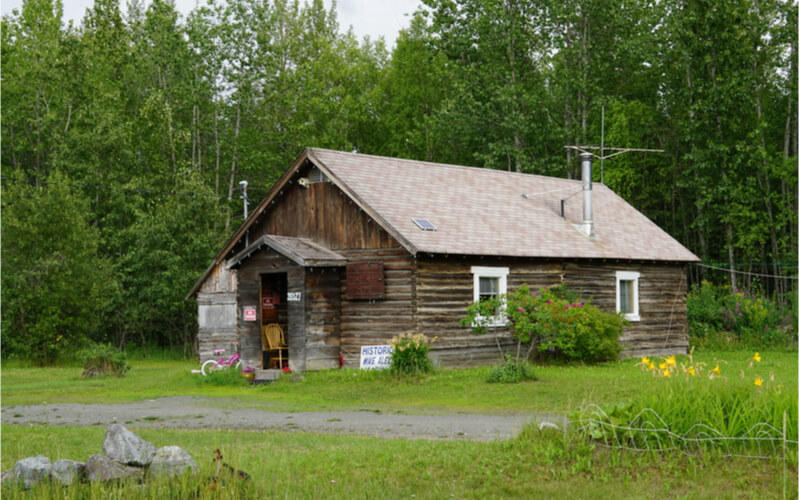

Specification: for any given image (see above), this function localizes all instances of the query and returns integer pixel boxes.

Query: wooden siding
[562,262,689,357]
[236,250,305,370]
[414,258,688,365]
[415,258,564,367]
[196,264,238,362]
[249,181,397,251]
[338,248,415,367]
[304,268,342,370]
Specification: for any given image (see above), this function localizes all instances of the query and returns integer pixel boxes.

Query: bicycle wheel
[201,359,220,376]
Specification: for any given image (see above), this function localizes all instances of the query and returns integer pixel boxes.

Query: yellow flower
[658,362,667,370]
[754,377,763,387]
[688,366,696,376]
[753,352,761,363]
[712,365,721,375]
[663,369,671,377]
[648,362,656,371]
[665,355,676,367]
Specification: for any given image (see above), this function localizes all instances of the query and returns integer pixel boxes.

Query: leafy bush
[389,333,435,376]
[486,358,537,383]
[464,284,625,363]
[687,281,795,350]
[76,343,129,378]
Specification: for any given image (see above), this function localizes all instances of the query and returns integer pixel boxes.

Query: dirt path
[1,396,567,441]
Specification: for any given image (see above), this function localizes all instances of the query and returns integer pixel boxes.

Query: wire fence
[573,404,798,461]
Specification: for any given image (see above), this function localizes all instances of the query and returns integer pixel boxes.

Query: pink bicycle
[200,344,243,376]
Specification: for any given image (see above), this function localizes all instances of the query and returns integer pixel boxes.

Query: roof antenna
[564,145,663,239]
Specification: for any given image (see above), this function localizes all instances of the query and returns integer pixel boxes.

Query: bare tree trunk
[214,101,221,197]
[725,222,736,290]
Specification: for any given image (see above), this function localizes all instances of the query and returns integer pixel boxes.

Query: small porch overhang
[225,234,347,269]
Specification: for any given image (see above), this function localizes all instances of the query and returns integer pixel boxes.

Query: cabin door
[260,273,288,369]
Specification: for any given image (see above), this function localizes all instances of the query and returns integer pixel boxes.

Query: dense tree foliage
[2,0,796,362]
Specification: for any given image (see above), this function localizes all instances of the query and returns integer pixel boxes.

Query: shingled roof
[306,148,698,262]
[188,148,698,298]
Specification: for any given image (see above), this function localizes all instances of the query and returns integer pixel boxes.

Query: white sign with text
[359,345,393,370]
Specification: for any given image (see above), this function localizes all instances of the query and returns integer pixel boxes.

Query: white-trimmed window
[616,271,640,321]
[470,266,509,327]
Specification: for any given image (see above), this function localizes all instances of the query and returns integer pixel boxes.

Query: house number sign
[287,292,302,302]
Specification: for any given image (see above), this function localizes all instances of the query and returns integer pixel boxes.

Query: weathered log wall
[304,268,342,370]
[415,258,565,367]
[414,257,688,365]
[562,262,689,357]
[338,248,415,367]
[196,264,238,362]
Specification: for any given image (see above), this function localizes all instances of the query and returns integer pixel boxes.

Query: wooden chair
[261,323,288,369]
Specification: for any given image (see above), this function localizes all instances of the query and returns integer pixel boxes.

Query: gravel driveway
[1,396,568,441]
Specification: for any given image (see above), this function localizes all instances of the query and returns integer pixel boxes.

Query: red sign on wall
[346,262,384,300]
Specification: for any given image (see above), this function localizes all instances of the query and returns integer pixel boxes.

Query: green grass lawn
[2,350,795,414]
[1,350,797,498]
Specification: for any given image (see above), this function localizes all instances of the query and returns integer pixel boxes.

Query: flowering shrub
[463,284,625,363]
[389,333,436,376]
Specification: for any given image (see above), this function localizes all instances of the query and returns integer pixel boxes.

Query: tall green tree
[1,173,118,364]
[1,0,75,179]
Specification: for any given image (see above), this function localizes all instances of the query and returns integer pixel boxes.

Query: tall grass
[575,352,798,455]
[1,425,796,499]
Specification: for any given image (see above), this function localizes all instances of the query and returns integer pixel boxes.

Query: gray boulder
[149,446,197,478]
[102,424,155,466]
[51,459,85,485]
[85,454,145,483]
[1,467,15,485]
[12,455,52,489]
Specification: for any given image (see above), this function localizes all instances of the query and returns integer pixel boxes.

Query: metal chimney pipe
[579,152,595,237]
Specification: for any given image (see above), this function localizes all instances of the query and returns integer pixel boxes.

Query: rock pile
[1,424,196,489]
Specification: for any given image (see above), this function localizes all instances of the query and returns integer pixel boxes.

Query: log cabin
[187,148,699,371]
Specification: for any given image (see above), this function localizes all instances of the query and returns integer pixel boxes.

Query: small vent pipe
[579,152,595,237]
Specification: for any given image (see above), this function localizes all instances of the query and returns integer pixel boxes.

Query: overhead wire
[695,263,799,280]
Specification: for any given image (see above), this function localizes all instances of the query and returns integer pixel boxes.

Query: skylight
[412,218,437,231]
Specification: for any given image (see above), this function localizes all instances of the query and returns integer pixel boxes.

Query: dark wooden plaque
[346,262,384,300]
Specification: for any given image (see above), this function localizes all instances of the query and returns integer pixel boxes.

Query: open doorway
[260,273,288,369]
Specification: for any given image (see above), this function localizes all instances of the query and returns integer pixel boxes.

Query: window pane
[619,280,633,313]
[479,277,498,297]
